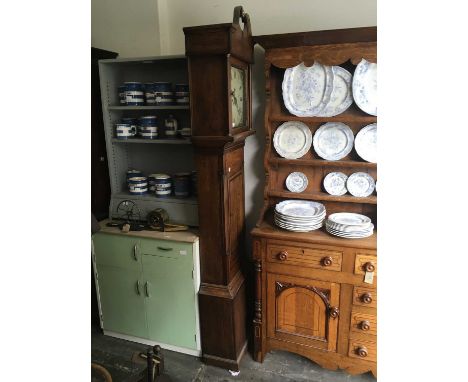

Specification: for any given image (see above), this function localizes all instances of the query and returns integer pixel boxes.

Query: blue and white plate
[282,62,334,117]
[273,121,312,159]
[317,66,353,117]
[285,172,308,193]
[313,122,354,161]
[352,59,377,116]
[355,123,377,163]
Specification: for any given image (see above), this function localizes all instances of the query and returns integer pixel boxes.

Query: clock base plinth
[198,272,247,371]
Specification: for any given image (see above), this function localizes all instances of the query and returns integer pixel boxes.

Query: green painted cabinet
[92,232,201,355]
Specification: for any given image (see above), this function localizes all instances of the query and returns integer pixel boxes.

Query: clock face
[230,66,246,128]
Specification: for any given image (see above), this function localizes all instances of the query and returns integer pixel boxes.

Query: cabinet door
[267,273,340,352]
[96,265,147,339]
[142,246,198,350]
[93,233,141,271]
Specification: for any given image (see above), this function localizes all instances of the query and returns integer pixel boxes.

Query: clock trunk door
[267,273,340,352]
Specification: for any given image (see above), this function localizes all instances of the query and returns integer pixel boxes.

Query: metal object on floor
[132,345,172,382]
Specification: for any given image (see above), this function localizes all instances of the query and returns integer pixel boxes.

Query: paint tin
[153,174,172,197]
[125,82,145,106]
[173,172,191,197]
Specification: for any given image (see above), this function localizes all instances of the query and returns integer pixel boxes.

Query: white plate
[275,215,325,226]
[276,221,323,232]
[317,66,353,117]
[326,221,374,234]
[282,62,334,116]
[313,122,354,161]
[323,172,348,196]
[275,200,326,218]
[353,59,377,116]
[346,172,375,197]
[326,227,373,238]
[355,123,377,163]
[327,212,372,227]
[285,172,308,193]
[273,122,312,159]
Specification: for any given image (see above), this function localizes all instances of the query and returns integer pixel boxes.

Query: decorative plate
[355,123,377,163]
[313,122,354,161]
[275,200,326,218]
[327,212,372,227]
[353,59,377,116]
[285,172,308,193]
[317,66,353,117]
[323,172,348,196]
[282,62,334,117]
[346,172,376,197]
[326,221,374,233]
[273,121,312,159]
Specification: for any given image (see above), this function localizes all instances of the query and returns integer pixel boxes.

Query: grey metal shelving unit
[98,55,198,226]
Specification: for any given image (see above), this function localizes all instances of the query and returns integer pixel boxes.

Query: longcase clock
[184,6,254,371]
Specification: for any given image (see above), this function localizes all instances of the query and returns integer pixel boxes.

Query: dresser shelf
[270,104,376,124]
[269,157,376,169]
[268,190,377,204]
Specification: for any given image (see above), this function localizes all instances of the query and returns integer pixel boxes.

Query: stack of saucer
[127,176,148,195]
[325,213,374,238]
[274,200,326,232]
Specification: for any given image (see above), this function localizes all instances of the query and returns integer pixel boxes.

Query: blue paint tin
[173,172,191,197]
[144,83,156,105]
[126,170,143,180]
[118,85,127,105]
[175,84,189,105]
[125,82,145,106]
[115,123,136,139]
[153,174,172,198]
[154,82,174,106]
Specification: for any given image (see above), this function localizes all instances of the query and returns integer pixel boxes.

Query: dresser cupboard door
[96,266,147,339]
[141,246,198,350]
[267,273,340,351]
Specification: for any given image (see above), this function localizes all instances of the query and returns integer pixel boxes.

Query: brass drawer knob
[356,346,368,358]
[278,251,288,261]
[360,320,371,331]
[361,292,373,304]
[363,262,375,272]
[321,256,333,267]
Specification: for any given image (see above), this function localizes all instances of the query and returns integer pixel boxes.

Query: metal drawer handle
[356,346,368,358]
[363,262,375,272]
[133,244,138,261]
[136,280,141,295]
[329,306,340,319]
[321,256,333,267]
[277,251,288,261]
[360,320,371,331]
[157,246,173,251]
[361,292,373,304]
[145,281,150,297]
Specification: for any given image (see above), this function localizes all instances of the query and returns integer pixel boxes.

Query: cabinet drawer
[93,233,141,270]
[348,338,377,363]
[353,286,377,308]
[354,253,377,276]
[350,309,377,336]
[140,238,192,259]
[267,244,342,272]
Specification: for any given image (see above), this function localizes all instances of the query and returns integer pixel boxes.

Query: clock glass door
[230,65,247,128]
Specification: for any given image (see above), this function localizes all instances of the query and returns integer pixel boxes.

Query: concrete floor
[91,326,376,382]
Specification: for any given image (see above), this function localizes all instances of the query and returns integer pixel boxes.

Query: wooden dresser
[251,27,377,377]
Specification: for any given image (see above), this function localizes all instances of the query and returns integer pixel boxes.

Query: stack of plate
[282,62,353,117]
[325,213,374,239]
[274,200,326,232]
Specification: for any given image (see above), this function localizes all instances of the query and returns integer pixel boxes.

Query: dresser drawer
[348,338,377,363]
[93,233,141,270]
[350,309,377,336]
[353,286,377,308]
[354,253,377,276]
[267,244,342,272]
[139,238,192,259]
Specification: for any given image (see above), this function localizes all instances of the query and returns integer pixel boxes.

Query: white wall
[160,0,377,55]
[91,0,161,57]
